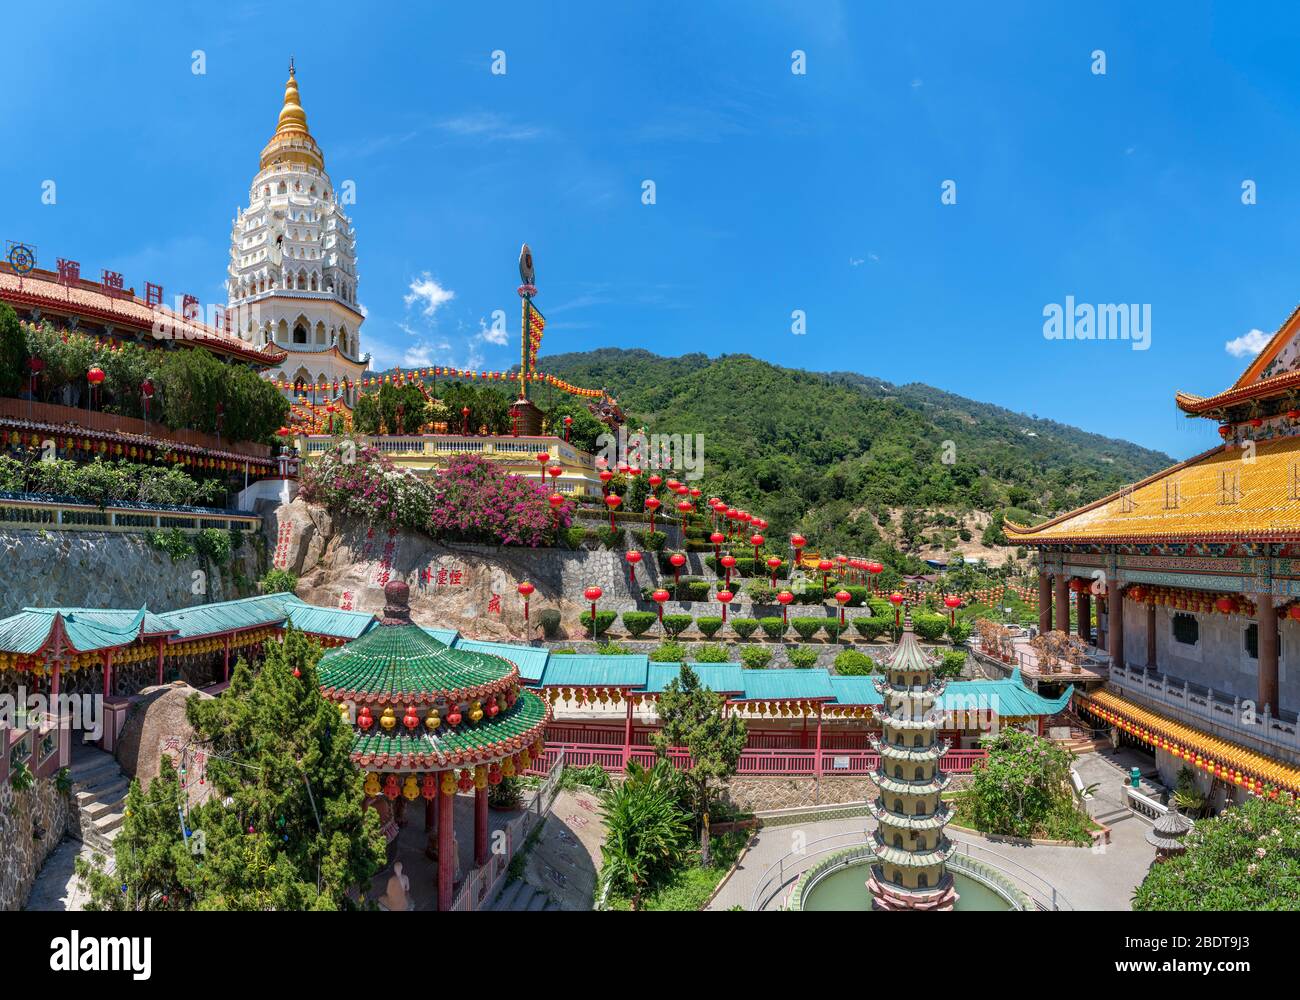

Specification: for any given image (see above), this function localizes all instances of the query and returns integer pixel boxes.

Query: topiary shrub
[634,529,667,552]
[649,640,687,663]
[596,526,624,549]
[938,650,967,677]
[823,621,843,642]
[947,618,973,644]
[539,609,562,638]
[912,613,947,641]
[746,581,776,605]
[787,647,820,668]
[579,610,618,636]
[563,527,588,549]
[833,649,876,675]
[791,617,824,641]
[759,617,787,640]
[696,616,724,638]
[621,611,657,638]
[853,616,888,640]
[731,619,759,640]
[740,646,773,669]
[596,641,633,655]
[685,581,712,602]
[662,614,693,638]
[691,643,730,663]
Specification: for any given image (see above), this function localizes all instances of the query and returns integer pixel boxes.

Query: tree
[76,759,200,911]
[1133,796,1300,911]
[79,626,386,910]
[0,303,29,398]
[597,759,692,910]
[652,664,747,866]
[965,729,1087,842]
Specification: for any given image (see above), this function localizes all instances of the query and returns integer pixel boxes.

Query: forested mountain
[531,348,1174,558]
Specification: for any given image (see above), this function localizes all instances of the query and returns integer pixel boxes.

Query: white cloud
[478,315,509,346]
[436,113,545,142]
[1225,328,1270,358]
[404,273,455,317]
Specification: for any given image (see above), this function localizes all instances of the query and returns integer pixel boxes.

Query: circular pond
[792,851,1026,911]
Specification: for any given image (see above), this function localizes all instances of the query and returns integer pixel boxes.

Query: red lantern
[866,561,883,592]
[1215,596,1235,614]
[750,533,765,561]
[766,555,782,586]
[518,581,535,623]
[421,774,437,800]
[818,558,834,594]
[383,774,400,800]
[669,552,687,588]
[584,586,603,638]
[944,593,961,626]
[651,588,670,630]
[605,493,622,530]
[777,590,794,627]
[834,589,851,631]
[720,553,736,587]
[644,495,661,531]
[625,550,642,583]
[403,705,420,730]
[889,591,905,628]
[717,588,734,623]
[87,366,105,386]
[648,473,662,489]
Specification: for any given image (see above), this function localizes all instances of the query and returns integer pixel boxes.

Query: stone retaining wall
[0,776,71,910]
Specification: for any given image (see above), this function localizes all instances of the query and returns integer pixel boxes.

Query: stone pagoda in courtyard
[866,620,959,910]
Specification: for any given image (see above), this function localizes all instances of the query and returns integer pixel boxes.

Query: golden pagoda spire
[276,58,310,137]
[259,59,323,171]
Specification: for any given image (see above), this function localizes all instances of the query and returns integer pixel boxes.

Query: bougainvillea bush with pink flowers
[429,453,573,547]
[298,440,433,531]
[300,443,573,547]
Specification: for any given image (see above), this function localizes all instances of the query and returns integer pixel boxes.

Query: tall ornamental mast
[510,243,546,435]
[865,618,959,910]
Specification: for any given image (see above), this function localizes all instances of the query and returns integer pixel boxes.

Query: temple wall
[1121,600,1299,713]
[0,775,71,911]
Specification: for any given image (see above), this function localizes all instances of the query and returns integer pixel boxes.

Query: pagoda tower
[226,61,368,404]
[317,580,550,911]
[865,620,959,910]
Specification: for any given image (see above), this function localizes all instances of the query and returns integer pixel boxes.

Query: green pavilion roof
[881,626,940,673]
[349,688,548,770]
[0,606,155,655]
[319,623,517,703]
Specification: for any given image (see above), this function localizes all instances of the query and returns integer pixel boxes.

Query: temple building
[227,63,368,403]
[1007,309,1300,801]
[865,623,958,910]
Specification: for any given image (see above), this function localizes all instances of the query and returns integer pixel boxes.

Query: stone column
[1054,575,1070,634]
[1108,585,1125,670]
[438,779,456,911]
[1038,570,1052,634]
[1257,593,1279,714]
[1146,603,1157,669]
[1077,591,1091,645]
[475,782,490,867]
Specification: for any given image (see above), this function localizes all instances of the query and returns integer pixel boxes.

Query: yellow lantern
[502,755,516,778]
[363,772,381,797]
[425,709,441,730]
[440,772,457,796]
[402,775,420,801]
[474,765,488,791]
[469,700,484,723]
[380,706,396,730]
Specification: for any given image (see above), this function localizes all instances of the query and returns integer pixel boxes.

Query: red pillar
[1258,593,1279,714]
[475,783,489,868]
[1054,575,1070,634]
[814,702,823,779]
[1146,603,1157,668]
[156,638,165,687]
[1077,591,1091,645]
[1038,570,1052,634]
[622,696,633,771]
[223,635,231,683]
[1108,585,1125,670]
[102,650,113,699]
[438,780,455,911]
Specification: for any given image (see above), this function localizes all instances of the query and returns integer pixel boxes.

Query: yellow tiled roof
[1079,690,1300,795]
[1005,436,1300,544]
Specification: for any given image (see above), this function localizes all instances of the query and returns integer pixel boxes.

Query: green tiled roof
[882,627,940,673]
[421,626,461,646]
[455,639,549,683]
[319,623,517,701]
[0,607,151,655]
[646,662,745,694]
[738,668,836,701]
[349,688,548,769]
[538,654,649,689]
[158,594,298,639]
[281,602,376,640]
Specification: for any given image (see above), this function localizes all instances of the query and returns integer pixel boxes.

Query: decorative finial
[289,55,295,77]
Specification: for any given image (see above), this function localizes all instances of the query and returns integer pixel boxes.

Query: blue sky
[8,1,1300,459]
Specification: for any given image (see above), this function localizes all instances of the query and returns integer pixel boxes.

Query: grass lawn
[606,830,748,911]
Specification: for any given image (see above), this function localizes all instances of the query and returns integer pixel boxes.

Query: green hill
[532,348,1173,557]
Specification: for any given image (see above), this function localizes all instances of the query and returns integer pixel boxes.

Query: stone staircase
[68,744,130,854]
[490,877,560,912]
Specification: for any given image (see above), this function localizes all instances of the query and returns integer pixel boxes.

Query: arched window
[293,323,308,345]
[918,872,929,889]
[915,766,925,780]
[893,799,902,813]
[916,801,926,815]
[894,765,903,779]
[892,834,903,849]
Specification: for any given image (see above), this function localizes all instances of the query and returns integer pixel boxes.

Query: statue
[377,861,413,912]
[518,243,535,287]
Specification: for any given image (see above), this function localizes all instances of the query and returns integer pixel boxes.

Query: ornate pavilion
[317,580,549,911]
[865,623,958,910]
[1007,308,1300,802]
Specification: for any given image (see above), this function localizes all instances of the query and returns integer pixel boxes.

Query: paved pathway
[24,838,102,911]
[710,750,1159,912]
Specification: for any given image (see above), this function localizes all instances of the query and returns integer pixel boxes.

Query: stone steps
[68,746,130,855]
[491,878,559,912]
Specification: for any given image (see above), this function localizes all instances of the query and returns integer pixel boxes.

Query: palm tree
[597,761,691,911]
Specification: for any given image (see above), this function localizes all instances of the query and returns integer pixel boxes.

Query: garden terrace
[0,493,260,534]
[0,264,285,367]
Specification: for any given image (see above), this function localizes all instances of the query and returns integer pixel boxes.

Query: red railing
[544,723,883,752]
[532,742,986,777]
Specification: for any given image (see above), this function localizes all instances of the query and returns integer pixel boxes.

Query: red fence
[531,742,986,777]
[545,722,881,752]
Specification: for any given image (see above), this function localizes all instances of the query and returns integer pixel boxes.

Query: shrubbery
[745,581,776,604]
[740,647,772,669]
[912,613,948,641]
[787,647,820,668]
[662,614,693,638]
[731,619,759,640]
[579,610,618,636]
[938,650,967,677]
[634,529,667,552]
[649,641,687,663]
[791,617,825,641]
[539,609,562,638]
[0,455,219,510]
[853,616,889,640]
[833,649,876,675]
[260,569,298,594]
[759,617,786,640]
[621,611,657,637]
[696,616,723,638]
[690,643,730,663]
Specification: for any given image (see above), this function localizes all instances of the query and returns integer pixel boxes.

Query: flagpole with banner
[512,243,544,435]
